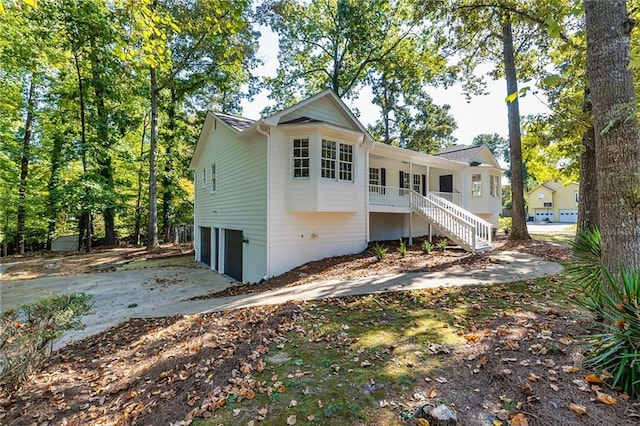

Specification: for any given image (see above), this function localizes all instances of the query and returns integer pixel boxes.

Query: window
[369,167,380,186]
[412,174,421,193]
[575,191,579,203]
[321,139,336,179]
[202,167,207,188]
[490,175,500,197]
[292,138,310,179]
[210,163,216,192]
[472,174,482,196]
[339,143,353,181]
[322,139,353,182]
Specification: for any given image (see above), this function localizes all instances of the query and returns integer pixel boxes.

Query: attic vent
[470,161,481,166]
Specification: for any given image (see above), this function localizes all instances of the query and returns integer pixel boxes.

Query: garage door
[224,229,243,282]
[200,227,211,267]
[559,209,578,223]
[535,210,554,222]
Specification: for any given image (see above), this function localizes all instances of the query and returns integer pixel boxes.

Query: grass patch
[198,274,584,425]
[530,232,575,245]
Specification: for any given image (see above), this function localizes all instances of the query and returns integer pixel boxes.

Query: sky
[240,28,551,145]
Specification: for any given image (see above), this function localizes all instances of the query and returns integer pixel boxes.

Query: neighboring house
[527,180,579,223]
[190,90,502,283]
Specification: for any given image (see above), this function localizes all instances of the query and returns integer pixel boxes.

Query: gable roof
[261,89,374,142]
[214,112,255,132]
[436,144,501,168]
[436,145,485,162]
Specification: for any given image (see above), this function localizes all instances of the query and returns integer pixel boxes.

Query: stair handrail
[410,191,492,250]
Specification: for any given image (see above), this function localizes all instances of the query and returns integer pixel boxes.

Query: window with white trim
[575,191,579,203]
[472,174,482,196]
[369,167,380,186]
[292,138,310,179]
[321,139,337,179]
[412,174,421,193]
[201,167,207,188]
[339,143,353,181]
[210,163,216,192]
[490,175,500,197]
[321,139,354,182]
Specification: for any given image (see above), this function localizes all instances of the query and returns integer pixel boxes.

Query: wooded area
[1,0,639,269]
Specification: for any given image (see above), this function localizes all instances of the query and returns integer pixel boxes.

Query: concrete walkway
[1,250,563,348]
[153,250,564,315]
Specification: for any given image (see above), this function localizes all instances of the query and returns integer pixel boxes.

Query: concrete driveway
[1,263,235,348]
[527,222,575,233]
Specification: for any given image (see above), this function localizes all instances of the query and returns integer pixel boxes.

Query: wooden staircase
[410,191,492,253]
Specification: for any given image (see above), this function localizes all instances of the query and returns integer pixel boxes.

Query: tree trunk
[89,38,116,246]
[46,134,64,250]
[16,76,36,255]
[576,88,598,236]
[74,50,92,253]
[135,115,148,246]
[502,14,530,241]
[147,65,160,251]
[586,0,640,272]
[162,88,177,243]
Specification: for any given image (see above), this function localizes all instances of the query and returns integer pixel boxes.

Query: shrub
[568,228,604,302]
[372,242,388,261]
[499,217,512,235]
[436,239,448,252]
[580,268,640,398]
[1,293,93,392]
[398,239,407,258]
[421,240,433,254]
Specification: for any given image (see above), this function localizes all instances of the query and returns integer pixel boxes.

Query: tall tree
[585,0,640,272]
[261,0,422,107]
[119,0,256,250]
[434,0,573,240]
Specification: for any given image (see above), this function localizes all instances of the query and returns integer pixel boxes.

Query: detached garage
[559,209,578,223]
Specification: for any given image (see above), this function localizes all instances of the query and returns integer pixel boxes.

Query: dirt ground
[0,244,194,280]
[3,238,637,425]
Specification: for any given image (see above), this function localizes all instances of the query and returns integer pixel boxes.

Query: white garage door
[535,210,554,222]
[559,209,578,223]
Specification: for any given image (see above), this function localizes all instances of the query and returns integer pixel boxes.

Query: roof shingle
[435,144,484,163]
[214,112,255,132]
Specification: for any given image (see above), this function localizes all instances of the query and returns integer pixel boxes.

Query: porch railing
[410,191,492,253]
[368,185,491,253]
[368,185,410,208]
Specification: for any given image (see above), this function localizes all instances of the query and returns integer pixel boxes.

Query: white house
[190,90,502,283]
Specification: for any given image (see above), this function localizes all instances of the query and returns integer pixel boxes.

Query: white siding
[193,120,267,283]
[268,126,368,277]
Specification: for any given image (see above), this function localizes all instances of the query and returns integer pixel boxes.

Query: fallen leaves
[595,391,617,405]
[569,402,587,415]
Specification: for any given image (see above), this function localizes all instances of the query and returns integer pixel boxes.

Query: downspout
[256,122,271,278]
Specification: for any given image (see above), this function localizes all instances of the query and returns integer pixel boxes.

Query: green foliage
[397,238,407,258]
[372,242,388,262]
[579,268,640,398]
[567,228,603,300]
[0,293,93,392]
[421,239,433,254]
[499,217,512,236]
[436,239,447,252]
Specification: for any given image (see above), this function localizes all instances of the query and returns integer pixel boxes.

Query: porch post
[409,161,414,246]
[409,212,413,246]
[426,166,430,194]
